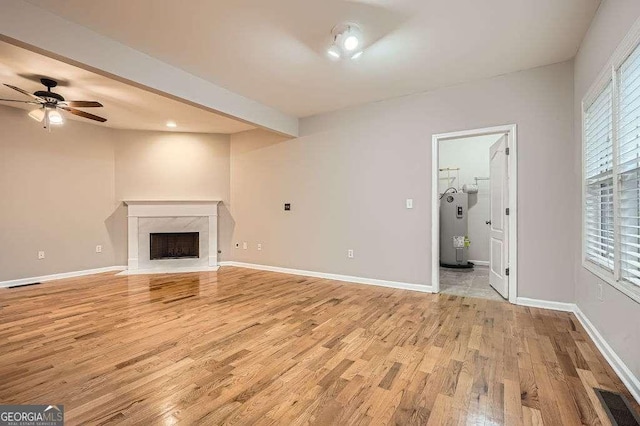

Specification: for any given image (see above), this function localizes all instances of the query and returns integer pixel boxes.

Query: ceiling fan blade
[3,84,45,102]
[59,106,107,123]
[60,101,103,108]
[0,98,41,104]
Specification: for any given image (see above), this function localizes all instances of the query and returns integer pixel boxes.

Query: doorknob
[485,220,492,225]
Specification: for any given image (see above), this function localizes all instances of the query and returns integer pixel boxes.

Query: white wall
[439,134,501,264]
[230,60,575,301]
[573,0,640,390]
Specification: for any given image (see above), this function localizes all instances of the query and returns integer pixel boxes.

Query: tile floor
[439,265,505,301]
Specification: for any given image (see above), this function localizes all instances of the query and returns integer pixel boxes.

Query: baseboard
[515,297,575,312]
[469,260,490,267]
[0,265,127,288]
[218,261,433,293]
[573,306,640,403]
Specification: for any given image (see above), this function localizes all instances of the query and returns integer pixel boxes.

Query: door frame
[431,124,518,303]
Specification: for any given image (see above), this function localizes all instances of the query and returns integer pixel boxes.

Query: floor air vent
[594,388,640,426]
[7,282,41,289]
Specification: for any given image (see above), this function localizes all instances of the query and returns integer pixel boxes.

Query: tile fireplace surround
[119,200,220,275]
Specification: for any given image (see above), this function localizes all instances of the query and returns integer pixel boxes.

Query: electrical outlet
[257,243,262,251]
[348,249,354,258]
[243,242,248,250]
[235,242,240,249]
[598,283,604,301]
[38,251,45,260]
[96,245,102,253]
[406,198,413,209]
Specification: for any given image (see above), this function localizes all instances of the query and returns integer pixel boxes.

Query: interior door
[489,135,509,299]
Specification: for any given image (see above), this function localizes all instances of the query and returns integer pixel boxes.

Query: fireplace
[150,232,199,260]
[121,200,219,275]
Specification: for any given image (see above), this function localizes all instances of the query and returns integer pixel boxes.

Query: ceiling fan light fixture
[47,109,64,125]
[3,79,107,128]
[28,107,45,122]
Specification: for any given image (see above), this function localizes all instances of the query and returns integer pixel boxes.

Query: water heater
[439,192,473,268]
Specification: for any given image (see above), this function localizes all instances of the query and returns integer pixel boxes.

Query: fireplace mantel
[120,200,221,275]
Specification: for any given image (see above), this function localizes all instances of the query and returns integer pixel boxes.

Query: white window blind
[583,22,640,302]
[584,81,614,270]
[617,43,640,286]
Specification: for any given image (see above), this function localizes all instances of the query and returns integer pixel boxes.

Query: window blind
[617,43,640,286]
[584,81,614,270]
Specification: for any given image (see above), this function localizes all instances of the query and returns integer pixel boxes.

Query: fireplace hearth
[150,232,199,260]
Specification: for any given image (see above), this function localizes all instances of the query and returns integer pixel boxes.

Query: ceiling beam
[0,0,298,136]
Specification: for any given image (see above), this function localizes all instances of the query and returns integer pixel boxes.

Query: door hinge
[505,207,510,215]
[505,267,510,276]
[505,147,510,155]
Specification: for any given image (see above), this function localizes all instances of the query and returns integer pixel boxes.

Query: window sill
[583,260,640,304]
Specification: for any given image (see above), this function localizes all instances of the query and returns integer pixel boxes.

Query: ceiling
[0,41,254,133]
[25,0,601,117]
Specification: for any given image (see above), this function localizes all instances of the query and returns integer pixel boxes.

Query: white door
[489,135,509,299]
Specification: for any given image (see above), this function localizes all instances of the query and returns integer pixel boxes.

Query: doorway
[431,125,517,303]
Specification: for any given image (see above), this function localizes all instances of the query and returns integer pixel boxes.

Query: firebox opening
[150,232,199,260]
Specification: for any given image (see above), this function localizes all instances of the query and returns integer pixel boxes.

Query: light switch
[406,198,413,209]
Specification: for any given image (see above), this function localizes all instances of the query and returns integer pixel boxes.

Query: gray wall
[0,105,231,281]
[230,60,576,301]
[114,129,231,264]
[573,0,640,385]
[0,106,118,280]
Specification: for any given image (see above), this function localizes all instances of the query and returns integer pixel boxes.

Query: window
[584,82,613,270]
[583,35,640,303]
[618,44,640,286]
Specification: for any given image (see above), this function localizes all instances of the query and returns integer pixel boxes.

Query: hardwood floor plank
[0,267,637,424]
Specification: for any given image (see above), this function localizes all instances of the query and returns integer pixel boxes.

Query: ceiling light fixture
[166,120,177,128]
[47,109,64,125]
[328,23,363,61]
[29,107,64,127]
[29,107,45,122]
[327,45,341,59]
[343,35,359,51]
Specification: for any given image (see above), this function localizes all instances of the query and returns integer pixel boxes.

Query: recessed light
[166,121,177,128]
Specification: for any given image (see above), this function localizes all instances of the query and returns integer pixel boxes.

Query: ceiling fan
[1,78,107,127]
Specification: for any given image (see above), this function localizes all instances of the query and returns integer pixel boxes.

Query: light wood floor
[0,267,637,425]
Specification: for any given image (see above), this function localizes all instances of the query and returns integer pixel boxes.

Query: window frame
[582,20,640,304]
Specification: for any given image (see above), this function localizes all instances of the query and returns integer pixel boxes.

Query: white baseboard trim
[0,265,127,288]
[516,296,639,403]
[515,297,575,312]
[469,260,489,267]
[573,306,640,403]
[218,261,433,293]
